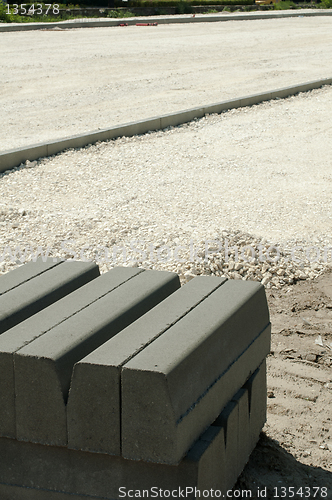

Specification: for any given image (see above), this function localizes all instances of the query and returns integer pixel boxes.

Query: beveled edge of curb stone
[14,270,180,446]
[67,276,226,455]
[0,261,100,335]
[0,267,141,440]
[0,258,61,296]
[121,280,270,464]
[170,324,270,466]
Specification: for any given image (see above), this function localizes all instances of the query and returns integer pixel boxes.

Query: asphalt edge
[1,77,332,174]
[1,9,332,32]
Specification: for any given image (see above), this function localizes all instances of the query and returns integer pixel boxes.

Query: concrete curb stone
[0,263,270,495]
[1,77,332,174]
[0,258,60,296]
[121,280,270,464]
[0,260,99,335]
[0,267,143,439]
[0,362,267,498]
[14,269,180,446]
[67,276,226,455]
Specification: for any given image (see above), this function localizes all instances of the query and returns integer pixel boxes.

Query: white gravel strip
[1,85,332,288]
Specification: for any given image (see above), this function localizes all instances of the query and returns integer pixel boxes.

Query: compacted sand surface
[1,14,332,151]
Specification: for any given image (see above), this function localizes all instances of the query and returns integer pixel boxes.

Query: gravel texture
[1,15,332,151]
[1,85,331,288]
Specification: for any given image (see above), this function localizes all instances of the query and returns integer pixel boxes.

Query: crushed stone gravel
[0,85,332,288]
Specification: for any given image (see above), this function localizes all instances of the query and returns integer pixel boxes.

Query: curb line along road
[1,77,332,174]
[1,9,332,32]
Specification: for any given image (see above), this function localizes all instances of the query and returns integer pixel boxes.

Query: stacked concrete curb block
[67,275,226,455]
[0,262,271,498]
[0,258,99,335]
[6,268,180,445]
[1,77,332,174]
[121,280,270,464]
[0,364,267,499]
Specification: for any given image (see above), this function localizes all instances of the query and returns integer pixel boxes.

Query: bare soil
[236,270,332,498]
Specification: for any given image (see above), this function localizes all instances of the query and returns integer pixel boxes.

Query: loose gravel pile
[1,86,332,289]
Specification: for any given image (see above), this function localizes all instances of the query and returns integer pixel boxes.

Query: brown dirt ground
[235,269,332,498]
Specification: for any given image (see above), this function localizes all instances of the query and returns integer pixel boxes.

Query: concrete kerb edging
[1,9,332,32]
[1,76,332,174]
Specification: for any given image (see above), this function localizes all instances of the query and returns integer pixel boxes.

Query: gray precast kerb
[0,361,268,498]
[1,77,332,173]
[14,269,180,446]
[0,258,60,296]
[67,275,226,456]
[121,279,271,464]
[0,266,143,439]
[0,260,99,335]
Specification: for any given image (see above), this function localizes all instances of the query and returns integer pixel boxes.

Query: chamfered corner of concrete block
[0,260,100,335]
[0,258,59,296]
[67,275,225,456]
[121,279,270,465]
[14,268,180,446]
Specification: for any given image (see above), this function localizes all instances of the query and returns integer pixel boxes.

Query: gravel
[1,85,332,289]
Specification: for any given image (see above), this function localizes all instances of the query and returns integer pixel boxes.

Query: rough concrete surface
[14,269,179,446]
[121,280,270,464]
[1,15,332,151]
[0,266,140,439]
[67,275,225,455]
